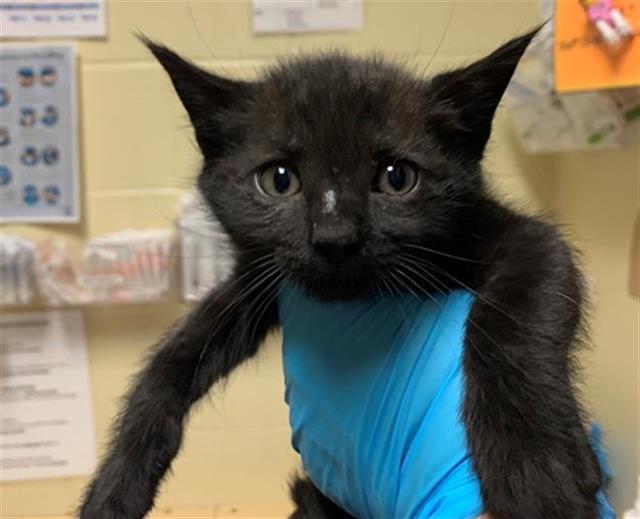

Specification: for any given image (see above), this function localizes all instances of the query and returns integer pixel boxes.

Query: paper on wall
[0,44,80,223]
[179,192,234,302]
[554,0,640,93]
[252,0,363,34]
[506,21,640,152]
[0,310,96,481]
[0,0,106,39]
[0,234,36,306]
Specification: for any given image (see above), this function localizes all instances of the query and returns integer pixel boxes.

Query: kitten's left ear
[425,28,539,163]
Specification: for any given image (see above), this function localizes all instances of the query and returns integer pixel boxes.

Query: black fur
[80,270,280,518]
[289,477,355,519]
[80,30,603,518]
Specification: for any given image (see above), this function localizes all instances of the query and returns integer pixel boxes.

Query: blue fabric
[278,284,615,519]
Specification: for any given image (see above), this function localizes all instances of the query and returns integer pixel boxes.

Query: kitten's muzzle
[311,219,362,266]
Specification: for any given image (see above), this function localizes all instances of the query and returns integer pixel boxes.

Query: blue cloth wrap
[278,284,615,519]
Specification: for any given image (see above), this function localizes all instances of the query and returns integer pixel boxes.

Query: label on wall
[0,44,80,223]
[0,0,106,39]
[0,310,96,482]
[252,0,363,34]
[555,0,640,92]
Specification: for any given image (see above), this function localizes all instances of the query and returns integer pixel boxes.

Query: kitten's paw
[78,502,124,519]
[79,488,145,519]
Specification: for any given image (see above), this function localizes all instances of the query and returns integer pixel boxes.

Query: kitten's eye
[375,160,418,195]
[256,164,301,197]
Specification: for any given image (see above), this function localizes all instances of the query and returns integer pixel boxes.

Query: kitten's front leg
[79,272,281,519]
[463,213,602,519]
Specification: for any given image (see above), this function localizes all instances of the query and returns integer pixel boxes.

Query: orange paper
[555,0,640,92]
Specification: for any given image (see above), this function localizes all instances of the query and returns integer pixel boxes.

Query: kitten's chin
[294,271,378,302]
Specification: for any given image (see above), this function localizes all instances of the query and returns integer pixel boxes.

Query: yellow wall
[2,1,637,517]
[550,144,640,512]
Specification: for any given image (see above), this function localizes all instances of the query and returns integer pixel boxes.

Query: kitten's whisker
[388,268,419,302]
[373,279,386,302]
[402,243,488,264]
[160,254,276,371]
[251,273,286,346]
[403,257,531,375]
[173,221,222,240]
[377,271,411,323]
[398,255,449,294]
[393,265,443,310]
[159,245,275,265]
[236,244,278,255]
[394,261,497,368]
[205,262,280,340]
[245,272,287,350]
[194,255,276,321]
[391,266,501,369]
[421,1,456,78]
[402,252,526,330]
[186,1,218,61]
[197,268,276,365]
[215,269,283,382]
[372,279,389,304]
[191,262,281,385]
[403,252,526,329]
[193,264,281,386]
[387,268,432,322]
[235,252,277,272]
[554,291,580,307]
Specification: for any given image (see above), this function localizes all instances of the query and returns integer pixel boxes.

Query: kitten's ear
[141,37,251,156]
[425,29,538,163]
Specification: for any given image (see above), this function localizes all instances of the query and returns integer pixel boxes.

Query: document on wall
[252,0,363,34]
[0,310,96,482]
[0,0,106,38]
[0,44,80,223]
[554,0,639,92]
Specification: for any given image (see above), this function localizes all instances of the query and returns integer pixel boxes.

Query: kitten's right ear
[424,29,538,163]
[141,36,250,156]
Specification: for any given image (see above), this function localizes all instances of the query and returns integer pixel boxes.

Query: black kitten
[80,30,603,519]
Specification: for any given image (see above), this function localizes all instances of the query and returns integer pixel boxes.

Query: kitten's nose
[311,221,362,264]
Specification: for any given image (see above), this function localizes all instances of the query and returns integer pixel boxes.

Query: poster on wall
[0,44,80,223]
[252,0,363,34]
[0,310,96,482]
[554,0,640,92]
[0,0,106,39]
